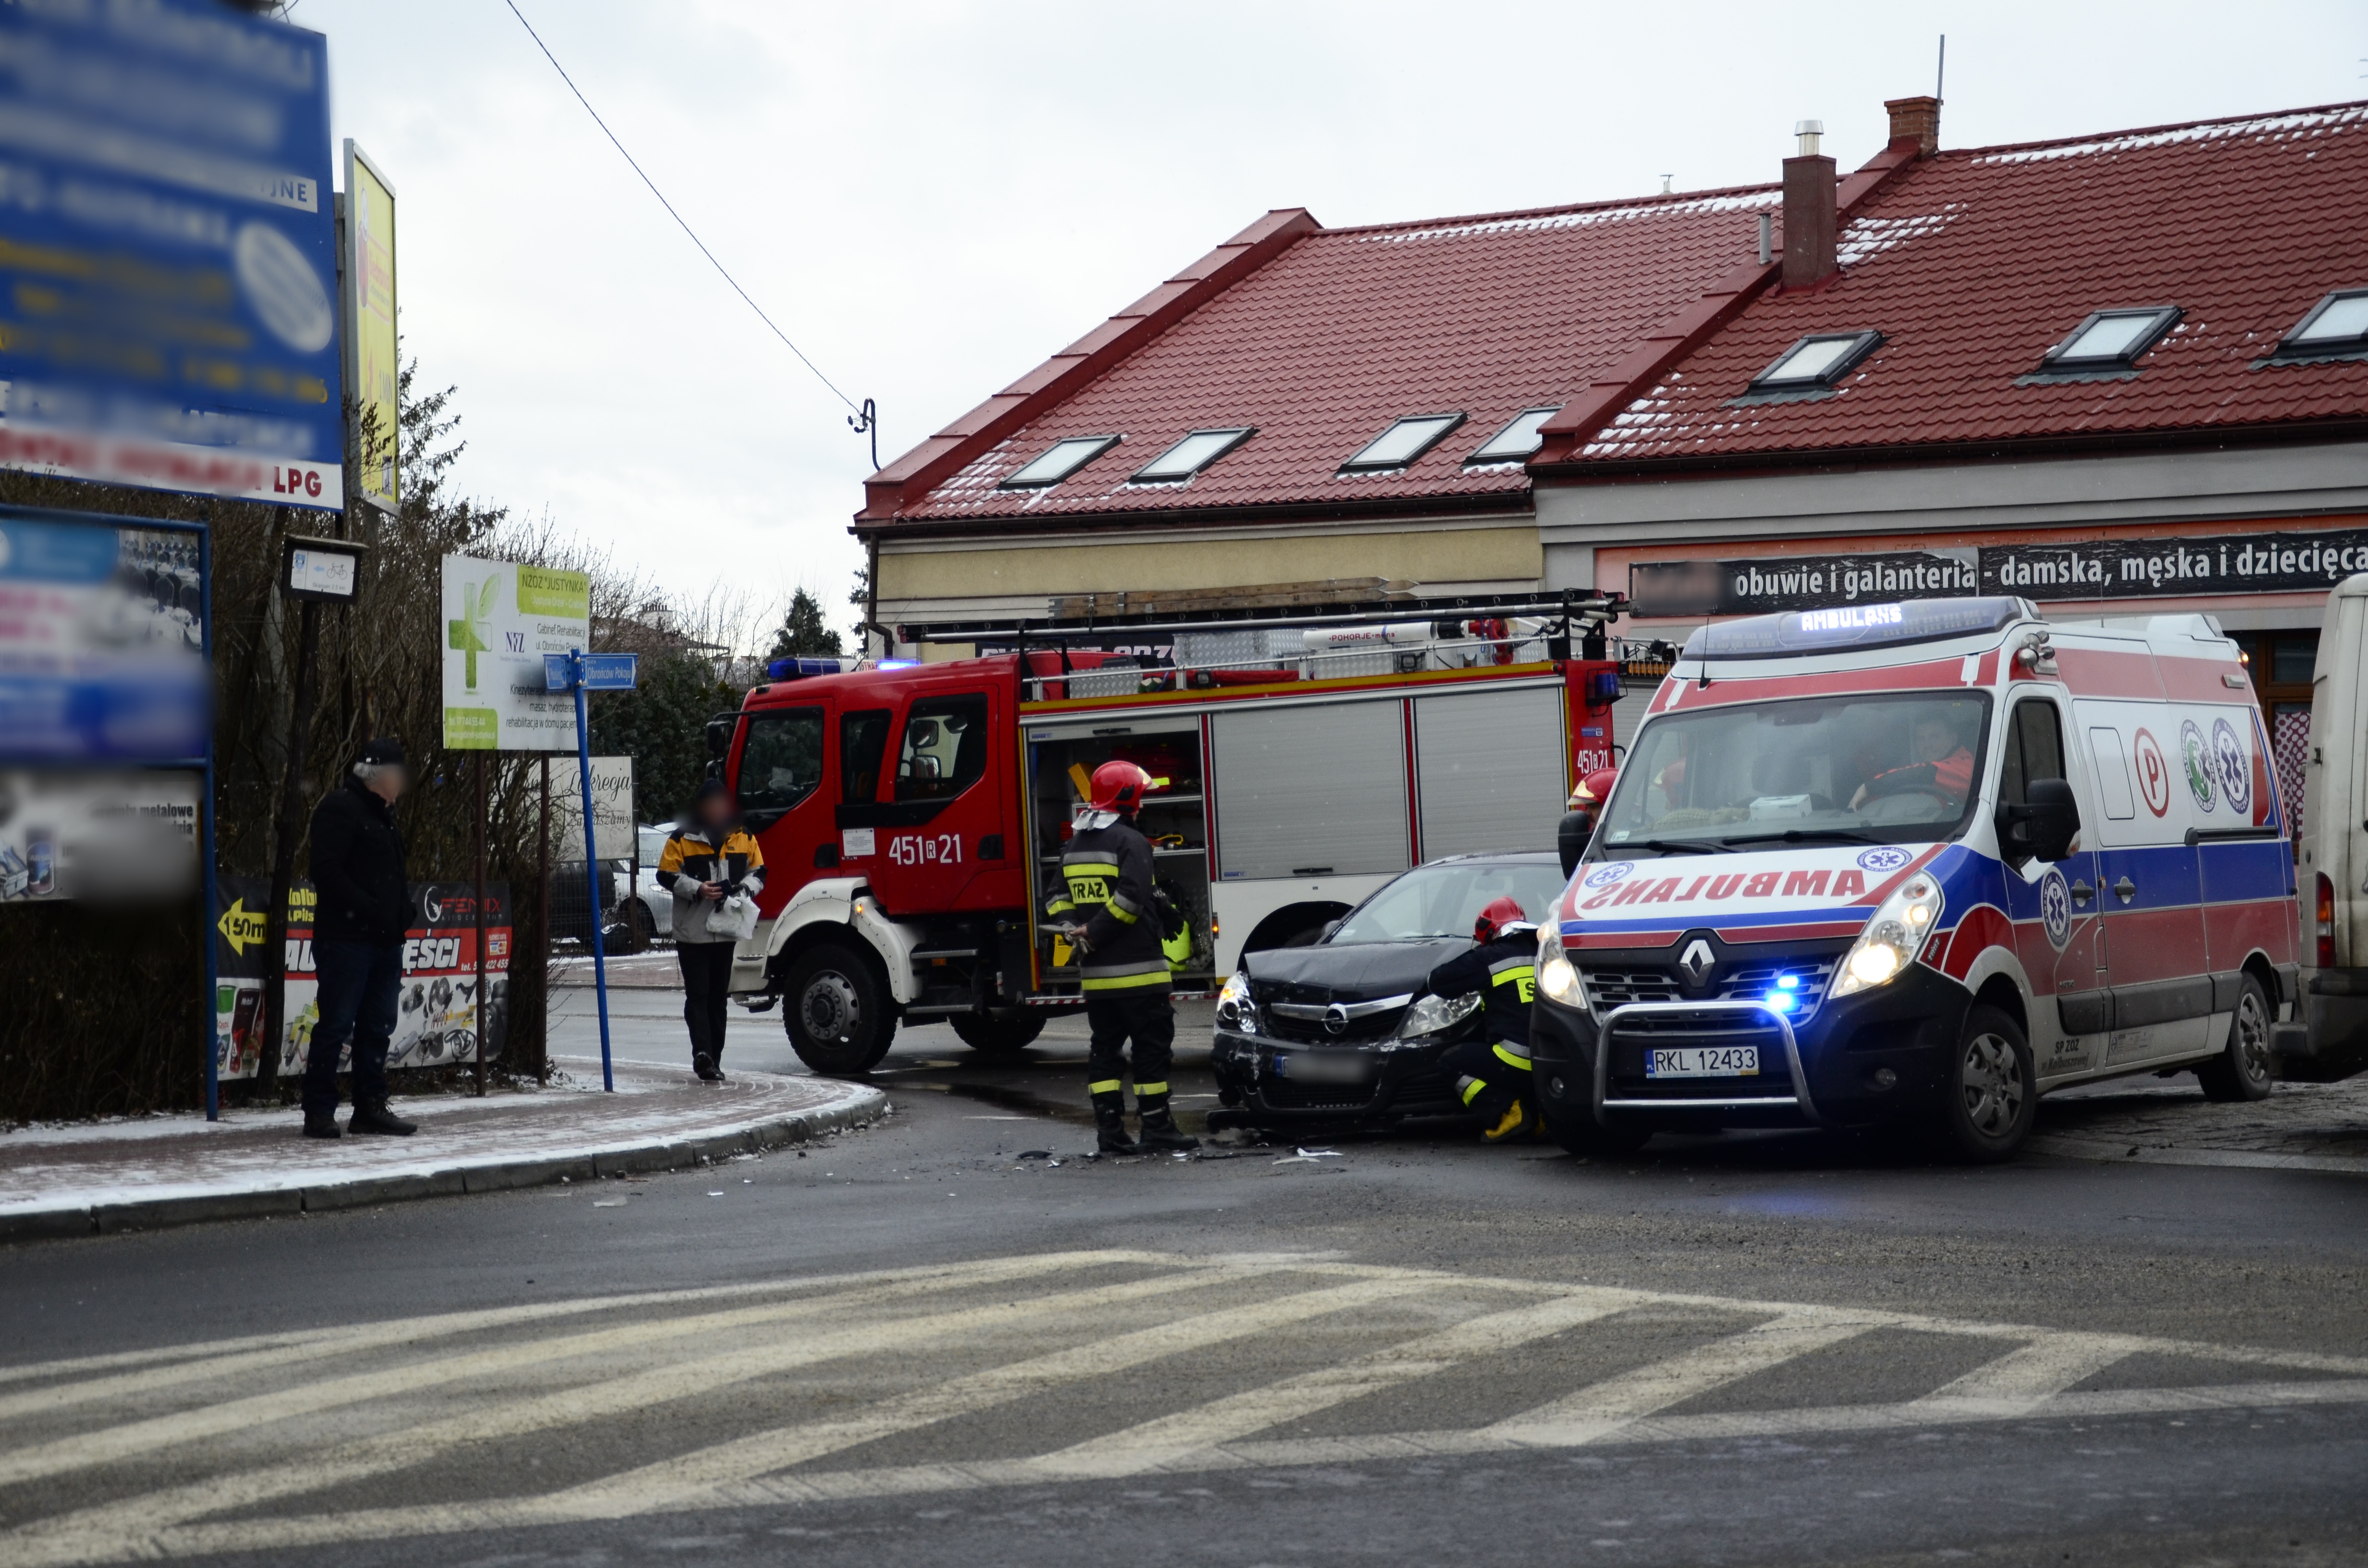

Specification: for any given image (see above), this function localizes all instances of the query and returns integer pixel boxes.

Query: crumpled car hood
[1243,937,1470,1002]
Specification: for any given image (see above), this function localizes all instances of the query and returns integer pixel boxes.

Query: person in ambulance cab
[1425,896,1542,1143]
[1047,760,1198,1155]
[1850,713,1975,812]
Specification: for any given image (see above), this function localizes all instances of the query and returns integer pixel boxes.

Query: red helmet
[1088,760,1160,815]
[1473,895,1532,945]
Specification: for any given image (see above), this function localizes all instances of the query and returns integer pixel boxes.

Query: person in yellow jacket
[656,779,765,1081]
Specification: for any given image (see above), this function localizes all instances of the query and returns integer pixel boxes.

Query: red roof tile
[1545,102,2368,471]
[865,188,1783,528]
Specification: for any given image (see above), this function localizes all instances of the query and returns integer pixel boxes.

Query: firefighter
[1427,895,1542,1143]
[1048,760,1198,1154]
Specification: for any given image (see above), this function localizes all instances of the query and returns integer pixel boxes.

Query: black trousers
[305,938,403,1119]
[1085,989,1174,1104]
[677,942,734,1062]
[1440,1038,1526,1120]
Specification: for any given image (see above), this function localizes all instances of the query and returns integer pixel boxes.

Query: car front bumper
[1209,1027,1469,1125]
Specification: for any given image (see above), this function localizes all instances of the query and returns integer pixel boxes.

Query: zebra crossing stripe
[1904,1331,2147,1418]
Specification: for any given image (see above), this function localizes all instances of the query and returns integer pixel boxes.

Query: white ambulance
[1531,596,2300,1162]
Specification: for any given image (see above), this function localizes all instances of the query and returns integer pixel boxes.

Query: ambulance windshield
[1598,691,1993,855]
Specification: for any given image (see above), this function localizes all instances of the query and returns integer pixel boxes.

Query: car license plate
[1645,1046,1760,1078]
[1272,1052,1366,1084]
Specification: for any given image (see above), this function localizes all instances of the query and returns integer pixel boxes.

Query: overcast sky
[288,0,2366,643]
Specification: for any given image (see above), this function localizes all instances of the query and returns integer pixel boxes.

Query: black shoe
[1137,1111,1200,1152]
[693,1052,723,1083]
[349,1101,417,1137]
[301,1114,342,1140]
[1093,1099,1141,1155]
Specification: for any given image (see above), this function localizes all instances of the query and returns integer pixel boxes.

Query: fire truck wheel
[1936,1004,2035,1163]
[949,1012,1047,1056]
[783,945,897,1077]
[2196,974,2275,1102]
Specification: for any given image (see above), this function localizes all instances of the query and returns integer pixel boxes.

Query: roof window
[1340,413,1465,474]
[2274,288,2368,360]
[1745,331,1882,394]
[2038,306,2180,373]
[1001,434,1120,489]
[1131,427,1254,483]
[1467,406,1563,465]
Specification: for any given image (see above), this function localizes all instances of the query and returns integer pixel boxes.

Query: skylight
[1001,434,1120,489]
[1747,331,1882,392]
[1132,427,1254,483]
[1467,406,1563,465]
[1341,414,1465,473]
[2278,289,2368,357]
[2040,307,2179,370]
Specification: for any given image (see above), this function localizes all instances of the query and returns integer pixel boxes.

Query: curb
[0,1087,889,1244]
[2026,1132,2368,1176]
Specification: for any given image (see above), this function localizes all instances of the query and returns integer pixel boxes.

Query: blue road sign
[543,653,576,693]
[580,653,639,691]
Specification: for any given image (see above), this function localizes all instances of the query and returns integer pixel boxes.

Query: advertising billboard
[0,1,343,509]
[549,755,637,861]
[441,554,591,751]
[343,142,398,514]
[278,880,511,1076]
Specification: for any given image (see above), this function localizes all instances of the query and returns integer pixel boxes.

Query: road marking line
[0,1250,1137,1491]
[0,1265,1279,1565]
[0,1249,1160,1426]
[1904,1331,2145,1418]
[1024,1288,1635,1480]
[1485,1310,1886,1446]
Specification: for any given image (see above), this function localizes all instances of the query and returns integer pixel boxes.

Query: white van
[1531,596,2301,1161]
[2293,574,2368,1081]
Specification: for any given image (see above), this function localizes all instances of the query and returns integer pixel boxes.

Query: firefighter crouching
[1048,761,1199,1155]
[1427,896,1542,1143]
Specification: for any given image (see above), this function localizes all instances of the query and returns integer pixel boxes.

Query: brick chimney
[1781,120,1836,289]
[1885,95,1941,156]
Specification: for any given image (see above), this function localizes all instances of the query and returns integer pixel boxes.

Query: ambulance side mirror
[1558,808,1596,878]
[1999,777,2080,863]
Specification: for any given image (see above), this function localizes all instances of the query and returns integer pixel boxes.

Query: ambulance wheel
[784,945,896,1077]
[2196,975,2275,1102]
[950,1011,1046,1056]
[1544,1099,1650,1158]
[1937,1004,2035,1163]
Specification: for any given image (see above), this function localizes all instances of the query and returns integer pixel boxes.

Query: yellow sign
[216,897,268,956]
[344,141,398,514]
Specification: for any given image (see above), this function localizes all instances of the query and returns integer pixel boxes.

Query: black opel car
[1209,852,1570,1131]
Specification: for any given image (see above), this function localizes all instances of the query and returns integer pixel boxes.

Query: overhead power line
[501,0,867,423]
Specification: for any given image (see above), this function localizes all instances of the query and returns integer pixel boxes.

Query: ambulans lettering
[1577,855,1889,912]
[1743,872,1780,897]
[1781,869,1829,898]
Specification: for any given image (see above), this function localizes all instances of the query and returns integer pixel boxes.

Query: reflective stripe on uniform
[1492,1041,1532,1072]
[1456,1075,1486,1105]
[1081,968,1173,992]
[1105,902,1140,925]
[1488,957,1535,984]
[1045,897,1076,916]
[1088,1079,1123,1095]
[1135,1080,1169,1096]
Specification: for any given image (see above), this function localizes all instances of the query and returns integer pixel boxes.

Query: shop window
[895,695,989,801]
[2239,630,2317,838]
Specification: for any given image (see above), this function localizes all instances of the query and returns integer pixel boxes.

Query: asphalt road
[2,988,2365,1568]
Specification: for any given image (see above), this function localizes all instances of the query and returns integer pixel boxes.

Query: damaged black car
[1209,852,1569,1131]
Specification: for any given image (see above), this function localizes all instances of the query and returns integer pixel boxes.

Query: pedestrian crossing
[1,1247,2363,1564]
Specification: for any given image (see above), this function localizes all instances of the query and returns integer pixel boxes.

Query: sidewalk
[0,1056,888,1243]
[2032,1073,2368,1174]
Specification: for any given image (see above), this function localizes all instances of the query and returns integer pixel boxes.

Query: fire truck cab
[715,601,1626,1076]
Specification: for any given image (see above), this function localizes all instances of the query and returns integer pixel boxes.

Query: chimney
[1885,95,1941,157]
[1781,120,1836,289]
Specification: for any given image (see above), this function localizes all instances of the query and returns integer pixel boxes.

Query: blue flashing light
[875,659,919,670]
[1776,972,1800,990]
[1764,989,1796,1012]
[766,656,847,681]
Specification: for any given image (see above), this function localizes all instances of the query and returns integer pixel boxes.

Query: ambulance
[1531,596,2301,1161]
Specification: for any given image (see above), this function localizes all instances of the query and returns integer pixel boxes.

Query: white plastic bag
[705,891,759,941]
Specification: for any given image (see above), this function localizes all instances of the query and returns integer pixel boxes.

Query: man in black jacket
[1047,760,1196,1154]
[303,737,418,1139]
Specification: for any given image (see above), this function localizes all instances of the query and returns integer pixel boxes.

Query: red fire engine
[708,597,1628,1074]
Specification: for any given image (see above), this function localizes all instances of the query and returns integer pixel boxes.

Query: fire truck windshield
[1597,691,1994,855]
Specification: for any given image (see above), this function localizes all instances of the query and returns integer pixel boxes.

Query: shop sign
[274,880,510,1080]
[1634,527,2368,617]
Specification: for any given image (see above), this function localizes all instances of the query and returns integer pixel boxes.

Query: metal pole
[259,517,316,1090]
[572,653,613,1091]
[473,751,488,1097]
[200,520,219,1122]
[538,754,551,1084]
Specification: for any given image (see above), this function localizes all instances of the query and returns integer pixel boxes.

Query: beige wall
[878,524,1542,604]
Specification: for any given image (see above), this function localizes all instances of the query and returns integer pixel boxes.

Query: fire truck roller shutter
[1415,686,1567,858]
[1211,699,1411,880]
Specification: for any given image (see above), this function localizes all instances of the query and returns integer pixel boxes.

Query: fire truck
[709,596,1629,1075]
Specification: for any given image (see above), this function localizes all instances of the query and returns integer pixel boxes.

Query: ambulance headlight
[1395,991,1483,1041]
[1831,873,1943,998]
[1536,920,1585,1009]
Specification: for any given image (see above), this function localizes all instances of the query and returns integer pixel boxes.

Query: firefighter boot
[1135,1088,1199,1151]
[1483,1100,1529,1143]
[1093,1092,1141,1155]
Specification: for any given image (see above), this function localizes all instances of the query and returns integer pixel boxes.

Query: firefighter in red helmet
[1424,894,1543,1142]
[1046,760,1197,1154]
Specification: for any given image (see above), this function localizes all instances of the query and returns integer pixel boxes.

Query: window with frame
[895,694,990,801]
[736,708,826,815]
[2037,307,2180,372]
[841,708,893,804]
[1747,331,1882,392]
[1998,698,2066,863]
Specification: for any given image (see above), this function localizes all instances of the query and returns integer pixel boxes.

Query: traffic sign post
[546,648,638,1090]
